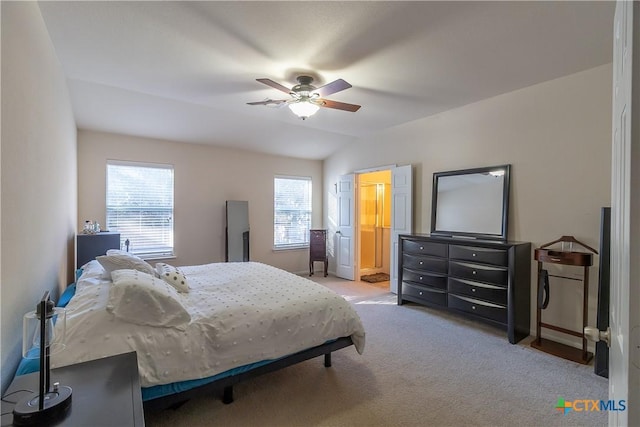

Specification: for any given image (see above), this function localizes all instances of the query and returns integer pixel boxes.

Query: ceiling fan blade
[256,78,292,94]
[247,99,289,106]
[313,79,352,97]
[318,99,361,112]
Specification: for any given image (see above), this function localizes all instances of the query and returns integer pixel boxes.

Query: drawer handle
[471,288,476,292]
[419,276,423,280]
[420,246,424,250]
[419,261,423,265]
[472,305,476,310]
[472,253,477,257]
[472,270,477,275]
[419,291,423,296]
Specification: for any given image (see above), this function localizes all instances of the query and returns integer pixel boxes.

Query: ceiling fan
[247,75,361,120]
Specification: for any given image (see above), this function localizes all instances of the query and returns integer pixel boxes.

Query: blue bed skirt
[17,348,279,401]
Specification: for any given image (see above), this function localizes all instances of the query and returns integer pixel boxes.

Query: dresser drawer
[310,245,327,258]
[448,294,507,324]
[403,268,447,290]
[403,253,448,274]
[449,261,508,286]
[448,277,507,305]
[449,245,508,266]
[402,282,447,307]
[402,239,448,258]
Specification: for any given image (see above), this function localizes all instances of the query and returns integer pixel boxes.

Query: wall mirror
[225,200,249,261]
[431,164,511,240]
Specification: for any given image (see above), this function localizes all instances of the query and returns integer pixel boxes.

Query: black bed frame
[143,336,354,413]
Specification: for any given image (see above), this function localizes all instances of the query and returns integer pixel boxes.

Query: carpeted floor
[144,275,608,427]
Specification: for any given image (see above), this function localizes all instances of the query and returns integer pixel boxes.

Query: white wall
[77,130,323,273]
[1,2,77,392]
[324,64,612,344]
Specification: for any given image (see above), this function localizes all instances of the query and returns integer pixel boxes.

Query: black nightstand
[1,352,144,426]
[76,232,121,268]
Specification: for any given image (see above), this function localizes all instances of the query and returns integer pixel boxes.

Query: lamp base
[12,386,72,426]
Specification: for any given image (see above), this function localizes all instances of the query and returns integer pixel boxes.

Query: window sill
[273,245,309,252]
[138,254,176,262]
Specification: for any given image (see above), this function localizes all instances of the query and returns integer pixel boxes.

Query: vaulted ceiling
[38,1,614,160]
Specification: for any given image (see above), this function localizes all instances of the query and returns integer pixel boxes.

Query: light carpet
[145,276,608,427]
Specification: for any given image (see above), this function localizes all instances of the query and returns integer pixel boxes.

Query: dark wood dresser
[398,234,531,344]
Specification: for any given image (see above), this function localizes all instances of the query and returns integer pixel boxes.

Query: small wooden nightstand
[1,352,144,427]
[309,229,328,277]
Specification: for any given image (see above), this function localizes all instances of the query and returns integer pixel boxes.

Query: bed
[19,254,365,411]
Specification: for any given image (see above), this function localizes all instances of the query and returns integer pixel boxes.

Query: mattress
[49,261,365,388]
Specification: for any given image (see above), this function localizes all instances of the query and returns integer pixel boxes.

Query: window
[274,176,312,249]
[106,161,174,258]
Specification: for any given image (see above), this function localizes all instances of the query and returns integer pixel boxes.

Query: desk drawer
[448,294,507,324]
[449,261,508,286]
[450,245,508,266]
[403,239,448,258]
[448,277,507,305]
[403,253,447,274]
[402,282,447,307]
[403,268,447,290]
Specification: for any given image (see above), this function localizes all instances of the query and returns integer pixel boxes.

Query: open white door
[608,1,639,424]
[335,174,355,280]
[390,165,413,294]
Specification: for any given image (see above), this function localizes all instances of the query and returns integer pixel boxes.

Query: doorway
[357,170,391,286]
[335,165,412,293]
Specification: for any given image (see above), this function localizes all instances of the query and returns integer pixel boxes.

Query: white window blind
[106,161,174,258]
[274,176,312,249]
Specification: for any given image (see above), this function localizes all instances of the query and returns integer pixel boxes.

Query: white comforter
[51,261,365,387]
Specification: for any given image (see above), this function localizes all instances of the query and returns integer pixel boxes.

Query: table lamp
[12,291,72,426]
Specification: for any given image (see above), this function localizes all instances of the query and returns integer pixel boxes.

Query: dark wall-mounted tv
[430,164,511,240]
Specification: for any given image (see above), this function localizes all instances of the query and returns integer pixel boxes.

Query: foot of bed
[222,386,234,404]
[324,353,332,367]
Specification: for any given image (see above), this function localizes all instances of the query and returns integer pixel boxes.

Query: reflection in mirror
[226,201,249,261]
[431,165,510,240]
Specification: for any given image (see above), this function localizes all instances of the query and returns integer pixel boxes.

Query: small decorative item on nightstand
[81,220,101,234]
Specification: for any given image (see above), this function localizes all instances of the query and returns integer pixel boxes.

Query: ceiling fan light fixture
[288,100,320,120]
[250,76,360,117]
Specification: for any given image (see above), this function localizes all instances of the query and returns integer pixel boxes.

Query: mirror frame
[430,164,511,241]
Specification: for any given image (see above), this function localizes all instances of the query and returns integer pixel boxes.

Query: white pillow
[75,260,111,292]
[78,259,106,279]
[155,263,189,293]
[107,269,191,329]
[96,250,155,276]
